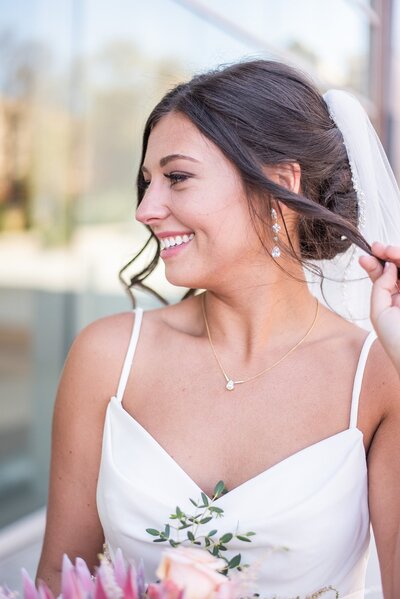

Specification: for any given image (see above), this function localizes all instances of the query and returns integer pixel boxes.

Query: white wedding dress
[97,307,375,598]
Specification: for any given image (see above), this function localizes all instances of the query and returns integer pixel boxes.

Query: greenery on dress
[146,480,256,573]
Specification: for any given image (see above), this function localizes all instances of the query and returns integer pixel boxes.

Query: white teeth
[159,233,194,251]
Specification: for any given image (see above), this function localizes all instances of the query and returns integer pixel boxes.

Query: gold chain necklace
[201,293,319,391]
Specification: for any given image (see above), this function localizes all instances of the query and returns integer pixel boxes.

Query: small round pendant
[226,379,235,391]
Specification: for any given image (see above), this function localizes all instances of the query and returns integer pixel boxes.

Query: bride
[36,60,400,598]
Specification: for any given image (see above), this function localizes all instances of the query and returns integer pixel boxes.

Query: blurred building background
[0,0,399,595]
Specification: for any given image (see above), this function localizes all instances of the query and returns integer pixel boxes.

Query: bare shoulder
[314,306,372,363]
[64,311,138,405]
[67,298,201,397]
[310,308,399,442]
[362,335,400,423]
[332,313,400,427]
[352,331,400,455]
[73,309,136,353]
[140,295,203,341]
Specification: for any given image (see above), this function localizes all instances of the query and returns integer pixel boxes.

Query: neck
[200,269,318,365]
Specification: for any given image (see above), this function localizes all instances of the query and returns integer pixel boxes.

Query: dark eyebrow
[141,154,200,173]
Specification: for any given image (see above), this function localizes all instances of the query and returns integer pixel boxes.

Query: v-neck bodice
[96,308,375,598]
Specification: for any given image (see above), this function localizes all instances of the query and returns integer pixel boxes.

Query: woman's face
[135,111,268,290]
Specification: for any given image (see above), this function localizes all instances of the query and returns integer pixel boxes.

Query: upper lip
[155,231,194,239]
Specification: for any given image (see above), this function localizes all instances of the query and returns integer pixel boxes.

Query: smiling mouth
[159,233,195,250]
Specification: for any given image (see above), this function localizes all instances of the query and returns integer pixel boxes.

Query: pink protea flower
[61,555,91,599]
[95,556,123,599]
[21,569,55,599]
[8,547,244,599]
[74,558,94,596]
[17,550,142,599]
[112,549,128,589]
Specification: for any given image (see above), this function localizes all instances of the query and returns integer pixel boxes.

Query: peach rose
[156,546,236,599]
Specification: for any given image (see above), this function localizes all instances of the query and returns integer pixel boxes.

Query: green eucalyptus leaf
[146,528,160,536]
[209,507,224,514]
[211,546,219,556]
[214,481,226,497]
[228,554,241,569]
[187,531,195,541]
[178,523,192,530]
[207,529,218,537]
[201,492,209,506]
[153,538,166,543]
[245,532,256,536]
[193,541,201,545]
[164,524,170,538]
[169,539,179,547]
[236,535,251,542]
[219,533,233,544]
[219,545,227,551]
[205,538,211,547]
[199,517,212,524]
[189,498,198,507]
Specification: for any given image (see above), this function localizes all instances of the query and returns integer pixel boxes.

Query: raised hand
[359,242,400,374]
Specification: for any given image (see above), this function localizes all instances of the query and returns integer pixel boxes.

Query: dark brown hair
[120,59,374,306]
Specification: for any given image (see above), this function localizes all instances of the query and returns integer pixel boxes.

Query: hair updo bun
[298,128,360,261]
[121,59,371,304]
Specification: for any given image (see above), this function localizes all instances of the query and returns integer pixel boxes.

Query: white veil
[307,89,400,330]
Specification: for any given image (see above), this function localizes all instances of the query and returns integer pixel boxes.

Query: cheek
[204,220,258,265]
[182,175,243,219]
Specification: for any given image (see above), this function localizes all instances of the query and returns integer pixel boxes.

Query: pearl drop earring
[271,207,281,258]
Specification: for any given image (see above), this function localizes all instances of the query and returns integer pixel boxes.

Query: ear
[263,162,301,196]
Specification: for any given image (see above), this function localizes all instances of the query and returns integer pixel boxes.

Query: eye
[164,172,190,186]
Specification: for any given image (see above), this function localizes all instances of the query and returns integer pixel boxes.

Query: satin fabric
[97,308,375,598]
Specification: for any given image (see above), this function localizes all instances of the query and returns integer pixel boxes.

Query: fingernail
[384,261,391,271]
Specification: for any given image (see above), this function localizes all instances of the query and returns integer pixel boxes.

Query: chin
[164,266,204,291]
[165,274,199,290]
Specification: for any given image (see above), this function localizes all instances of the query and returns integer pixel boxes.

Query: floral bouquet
[0,482,339,599]
[19,546,241,599]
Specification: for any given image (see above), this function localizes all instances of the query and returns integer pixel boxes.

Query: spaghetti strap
[349,330,377,429]
[115,308,144,403]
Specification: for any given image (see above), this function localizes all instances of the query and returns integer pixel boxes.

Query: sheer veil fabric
[308,90,400,330]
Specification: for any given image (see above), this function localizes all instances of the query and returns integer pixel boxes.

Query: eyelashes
[142,172,190,189]
[164,173,190,185]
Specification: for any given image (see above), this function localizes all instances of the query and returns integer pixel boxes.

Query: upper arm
[366,341,400,598]
[36,312,134,594]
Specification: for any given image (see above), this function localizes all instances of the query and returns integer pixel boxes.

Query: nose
[135,183,171,226]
